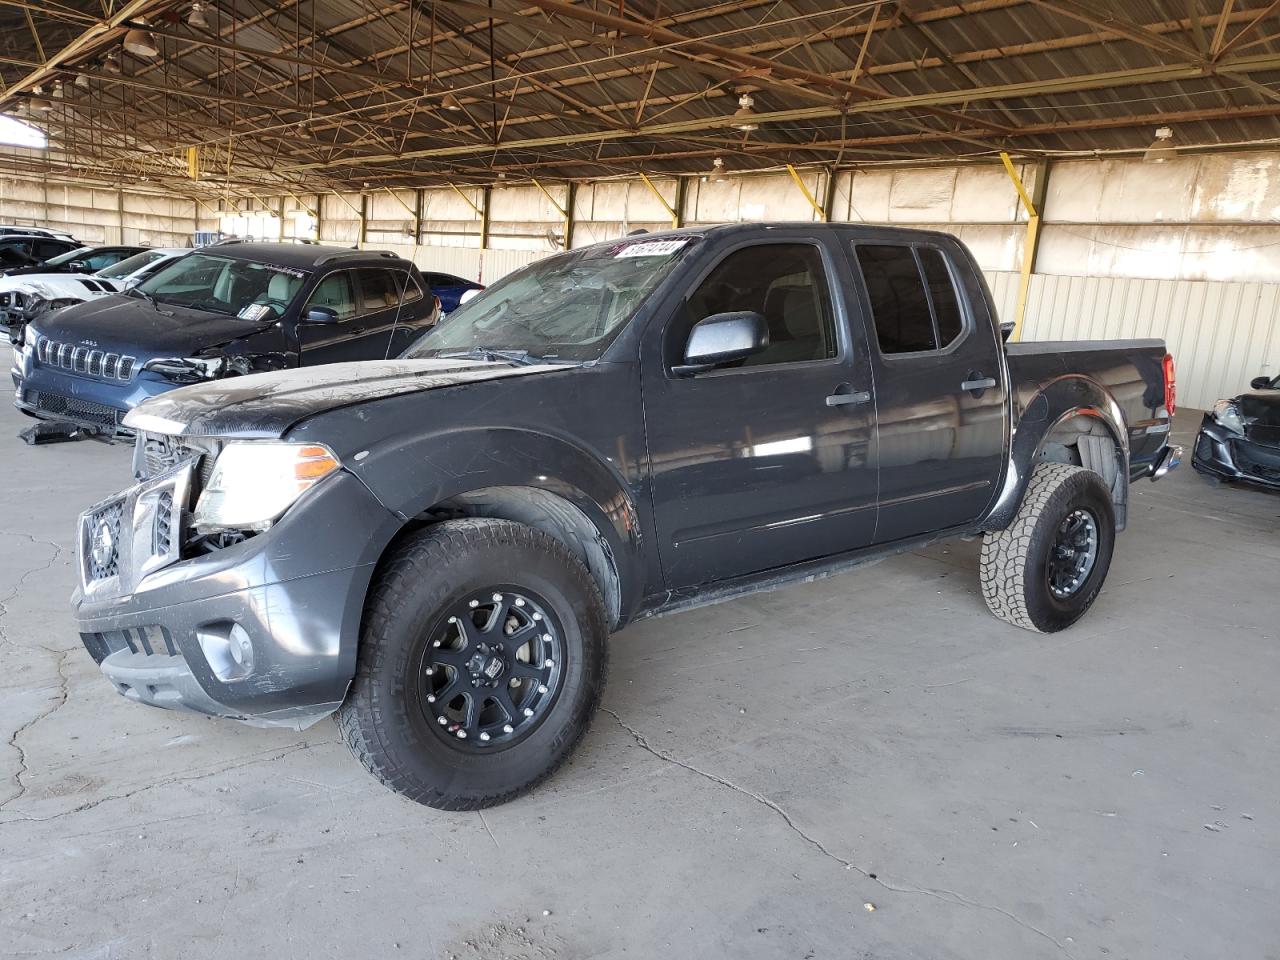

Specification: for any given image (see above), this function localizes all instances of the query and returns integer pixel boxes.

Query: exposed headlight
[143,355,225,382]
[23,324,36,348]
[1211,399,1247,435]
[194,442,341,532]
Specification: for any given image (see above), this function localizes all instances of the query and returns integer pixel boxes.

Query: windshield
[135,252,309,318]
[97,250,169,279]
[42,246,91,267]
[403,236,697,362]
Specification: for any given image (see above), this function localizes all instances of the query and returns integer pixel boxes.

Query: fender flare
[984,375,1130,531]
[348,426,646,623]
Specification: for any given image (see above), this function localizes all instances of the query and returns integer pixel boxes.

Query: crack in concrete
[0,648,73,812]
[600,707,1074,959]
[0,741,327,826]
[0,532,66,652]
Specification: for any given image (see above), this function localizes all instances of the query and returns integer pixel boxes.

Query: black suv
[13,243,438,433]
[0,234,81,273]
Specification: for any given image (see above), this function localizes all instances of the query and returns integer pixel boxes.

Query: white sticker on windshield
[238,303,273,321]
[615,239,688,258]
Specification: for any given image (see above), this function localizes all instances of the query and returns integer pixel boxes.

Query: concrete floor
[1,401,1277,960]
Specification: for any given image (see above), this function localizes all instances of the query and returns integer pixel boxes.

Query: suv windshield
[403,236,698,362]
[135,252,309,318]
[97,249,169,279]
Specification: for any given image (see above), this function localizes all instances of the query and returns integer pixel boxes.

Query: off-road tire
[337,518,608,809]
[980,462,1115,633]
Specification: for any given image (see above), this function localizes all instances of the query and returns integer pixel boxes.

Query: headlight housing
[193,442,341,532]
[143,355,226,382]
[1211,399,1247,435]
[23,324,36,348]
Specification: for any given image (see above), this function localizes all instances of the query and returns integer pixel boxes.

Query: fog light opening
[197,621,255,681]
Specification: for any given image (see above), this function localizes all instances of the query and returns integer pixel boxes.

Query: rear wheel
[338,518,608,809]
[980,462,1116,633]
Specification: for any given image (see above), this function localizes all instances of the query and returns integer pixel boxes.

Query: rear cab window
[853,243,968,355]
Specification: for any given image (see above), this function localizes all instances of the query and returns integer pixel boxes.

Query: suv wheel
[338,518,608,809]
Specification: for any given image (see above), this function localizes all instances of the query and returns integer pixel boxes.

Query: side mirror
[301,305,340,324]
[673,310,769,376]
[1000,321,1016,343]
[69,260,89,272]
[1250,375,1274,390]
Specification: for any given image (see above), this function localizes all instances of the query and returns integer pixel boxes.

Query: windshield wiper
[129,286,160,311]
[437,346,543,366]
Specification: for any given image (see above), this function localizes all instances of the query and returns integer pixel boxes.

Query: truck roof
[602,221,958,246]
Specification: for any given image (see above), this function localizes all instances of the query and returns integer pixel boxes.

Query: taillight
[1162,353,1176,417]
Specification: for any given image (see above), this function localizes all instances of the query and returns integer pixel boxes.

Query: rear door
[642,236,878,588]
[849,238,1006,543]
[354,267,428,358]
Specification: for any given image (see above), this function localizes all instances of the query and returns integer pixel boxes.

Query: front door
[642,239,878,589]
[848,239,1006,544]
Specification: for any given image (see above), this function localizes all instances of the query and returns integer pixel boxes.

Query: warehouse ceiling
[1,0,1278,197]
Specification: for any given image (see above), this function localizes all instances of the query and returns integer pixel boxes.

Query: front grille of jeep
[35,336,134,381]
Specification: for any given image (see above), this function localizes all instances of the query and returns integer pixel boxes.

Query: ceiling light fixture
[103,51,122,74]
[440,91,463,111]
[75,73,90,90]
[730,93,759,132]
[1143,126,1176,163]
[123,26,160,58]
[188,2,209,28]
[708,157,730,183]
[29,87,52,112]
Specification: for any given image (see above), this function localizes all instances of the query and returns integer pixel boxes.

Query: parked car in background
[0,225,78,243]
[1192,373,1280,490]
[1,248,186,338]
[0,244,144,279]
[0,234,81,273]
[11,243,439,434]
[69,223,1181,810]
[423,271,483,314]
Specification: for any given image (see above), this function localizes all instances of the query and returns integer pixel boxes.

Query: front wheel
[980,462,1116,633]
[337,518,608,809]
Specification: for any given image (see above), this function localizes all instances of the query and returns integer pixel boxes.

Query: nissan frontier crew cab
[72,224,1181,810]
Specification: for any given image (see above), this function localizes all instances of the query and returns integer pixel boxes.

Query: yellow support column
[999,152,1048,342]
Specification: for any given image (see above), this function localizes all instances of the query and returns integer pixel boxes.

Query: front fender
[984,375,1130,531]
[334,425,646,621]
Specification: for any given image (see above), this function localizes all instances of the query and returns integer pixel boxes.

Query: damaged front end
[1193,393,1280,490]
[73,424,402,729]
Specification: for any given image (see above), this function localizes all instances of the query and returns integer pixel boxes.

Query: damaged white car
[1,248,186,336]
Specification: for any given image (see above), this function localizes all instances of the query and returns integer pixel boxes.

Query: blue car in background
[422,271,483,314]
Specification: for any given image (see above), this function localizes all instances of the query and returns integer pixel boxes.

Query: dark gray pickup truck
[72,223,1181,809]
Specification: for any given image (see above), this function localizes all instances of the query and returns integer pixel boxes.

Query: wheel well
[399,485,622,627]
[1036,414,1128,529]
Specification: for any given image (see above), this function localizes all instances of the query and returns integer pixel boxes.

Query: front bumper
[12,359,188,436]
[72,462,404,728]
[1192,415,1280,491]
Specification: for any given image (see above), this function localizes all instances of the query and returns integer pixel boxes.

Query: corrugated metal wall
[987,271,1280,410]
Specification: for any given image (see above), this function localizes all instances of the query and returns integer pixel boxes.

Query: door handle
[826,389,871,407]
[961,377,996,391]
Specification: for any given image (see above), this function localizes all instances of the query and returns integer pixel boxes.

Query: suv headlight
[23,324,36,348]
[143,355,226,382]
[194,442,341,532]
[1211,399,1247,435]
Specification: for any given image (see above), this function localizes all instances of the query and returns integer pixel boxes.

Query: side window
[357,268,405,312]
[85,251,124,270]
[306,270,357,320]
[679,243,837,367]
[918,248,963,346]
[401,273,424,303]
[35,239,69,260]
[855,244,966,355]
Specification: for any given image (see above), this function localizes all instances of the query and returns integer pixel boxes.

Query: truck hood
[29,294,270,360]
[123,358,575,438]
